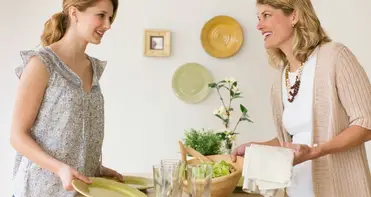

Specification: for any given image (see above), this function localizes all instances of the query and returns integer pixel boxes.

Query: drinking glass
[152,159,185,197]
[153,164,162,197]
[187,163,212,197]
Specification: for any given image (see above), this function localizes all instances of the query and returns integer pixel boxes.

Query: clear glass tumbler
[152,159,185,197]
[186,163,213,197]
[153,164,163,197]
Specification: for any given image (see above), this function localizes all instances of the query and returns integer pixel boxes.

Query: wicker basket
[178,141,243,197]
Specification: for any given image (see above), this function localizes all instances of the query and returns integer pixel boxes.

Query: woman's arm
[315,126,371,158]
[315,45,371,157]
[247,137,281,147]
[285,126,371,165]
[259,137,281,146]
[285,45,371,164]
[10,56,64,174]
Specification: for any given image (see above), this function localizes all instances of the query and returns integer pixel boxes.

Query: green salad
[195,160,234,178]
[211,160,233,178]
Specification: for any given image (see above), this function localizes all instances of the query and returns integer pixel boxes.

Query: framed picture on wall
[144,29,171,57]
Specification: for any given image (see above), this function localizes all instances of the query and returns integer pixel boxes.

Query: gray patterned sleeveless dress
[12,46,106,197]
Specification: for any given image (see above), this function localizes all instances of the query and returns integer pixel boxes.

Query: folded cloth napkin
[242,144,294,197]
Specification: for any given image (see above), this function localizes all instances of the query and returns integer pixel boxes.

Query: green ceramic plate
[103,175,154,190]
[123,175,154,190]
[72,177,147,197]
[172,63,213,104]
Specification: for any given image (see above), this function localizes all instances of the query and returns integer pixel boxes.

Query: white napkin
[242,144,294,197]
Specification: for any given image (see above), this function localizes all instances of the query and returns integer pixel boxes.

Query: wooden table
[144,188,262,197]
[127,173,263,197]
[145,188,287,197]
[76,173,285,197]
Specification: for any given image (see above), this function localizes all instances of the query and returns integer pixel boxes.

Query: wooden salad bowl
[179,141,244,197]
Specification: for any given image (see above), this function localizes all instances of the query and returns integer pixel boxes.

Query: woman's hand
[231,142,253,162]
[231,138,281,162]
[101,166,124,182]
[57,163,92,191]
[283,142,321,165]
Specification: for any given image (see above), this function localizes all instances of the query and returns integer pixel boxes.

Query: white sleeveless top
[281,52,317,197]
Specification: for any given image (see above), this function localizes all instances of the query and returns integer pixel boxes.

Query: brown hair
[40,0,118,46]
[257,0,331,68]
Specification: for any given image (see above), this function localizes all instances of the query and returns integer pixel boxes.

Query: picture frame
[144,29,171,57]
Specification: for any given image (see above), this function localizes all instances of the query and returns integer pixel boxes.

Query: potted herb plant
[183,128,223,156]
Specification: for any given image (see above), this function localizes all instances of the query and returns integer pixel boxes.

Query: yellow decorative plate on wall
[172,63,213,104]
[201,15,244,58]
[72,177,147,197]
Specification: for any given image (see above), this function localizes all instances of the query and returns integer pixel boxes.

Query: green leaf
[240,104,247,113]
[232,93,243,99]
[208,83,217,88]
[215,114,225,121]
[229,89,234,96]
[216,132,227,140]
[246,117,254,123]
[224,118,229,125]
[233,96,243,99]
[232,81,237,87]
[240,117,254,123]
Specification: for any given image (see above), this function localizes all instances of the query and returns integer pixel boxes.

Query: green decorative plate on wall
[172,63,213,104]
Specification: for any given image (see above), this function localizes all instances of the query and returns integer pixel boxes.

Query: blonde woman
[10,0,123,196]
[232,0,371,196]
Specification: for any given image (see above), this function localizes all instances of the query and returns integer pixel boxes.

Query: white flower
[231,85,240,94]
[214,106,229,119]
[218,106,226,114]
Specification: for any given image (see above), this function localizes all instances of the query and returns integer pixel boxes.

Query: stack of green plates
[73,177,148,197]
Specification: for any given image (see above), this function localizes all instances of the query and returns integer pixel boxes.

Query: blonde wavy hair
[256,0,331,68]
[40,0,119,46]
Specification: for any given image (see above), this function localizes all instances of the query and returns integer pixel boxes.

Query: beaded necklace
[285,62,304,102]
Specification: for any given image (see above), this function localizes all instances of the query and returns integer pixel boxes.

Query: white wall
[0,0,370,196]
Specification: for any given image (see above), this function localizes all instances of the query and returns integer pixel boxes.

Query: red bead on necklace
[285,62,304,103]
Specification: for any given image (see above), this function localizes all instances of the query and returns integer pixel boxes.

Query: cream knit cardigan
[270,42,371,197]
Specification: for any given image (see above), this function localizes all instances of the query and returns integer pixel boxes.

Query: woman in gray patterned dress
[10,0,122,196]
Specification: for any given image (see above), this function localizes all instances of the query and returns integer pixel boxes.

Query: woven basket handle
[178,141,213,163]
[178,141,188,163]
